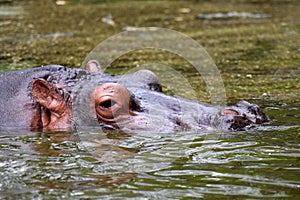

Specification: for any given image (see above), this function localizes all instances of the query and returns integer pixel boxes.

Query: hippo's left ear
[31,78,65,111]
[85,60,103,74]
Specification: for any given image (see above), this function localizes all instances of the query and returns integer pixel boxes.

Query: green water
[0,0,299,199]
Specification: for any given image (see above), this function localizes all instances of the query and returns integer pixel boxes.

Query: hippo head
[30,60,268,132]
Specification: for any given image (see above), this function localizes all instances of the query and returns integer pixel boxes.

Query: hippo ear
[31,78,65,110]
[86,60,103,74]
[132,70,162,92]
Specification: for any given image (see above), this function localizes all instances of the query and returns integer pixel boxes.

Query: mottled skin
[0,60,268,132]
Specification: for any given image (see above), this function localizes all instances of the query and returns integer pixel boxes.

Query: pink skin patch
[223,109,239,116]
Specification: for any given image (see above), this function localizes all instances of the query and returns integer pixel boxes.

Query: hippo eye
[94,83,132,122]
[99,100,116,109]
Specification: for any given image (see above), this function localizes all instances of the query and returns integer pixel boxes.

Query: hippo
[0,60,268,132]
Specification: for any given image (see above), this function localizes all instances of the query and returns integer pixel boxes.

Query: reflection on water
[198,12,270,20]
[30,32,74,39]
[0,5,23,16]
[0,102,299,199]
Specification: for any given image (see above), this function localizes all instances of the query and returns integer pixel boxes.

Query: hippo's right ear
[85,60,103,74]
[31,78,65,110]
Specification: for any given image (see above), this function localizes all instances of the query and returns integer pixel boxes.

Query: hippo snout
[222,101,269,130]
[236,101,269,124]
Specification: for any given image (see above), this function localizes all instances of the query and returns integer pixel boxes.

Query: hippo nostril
[249,105,259,115]
[99,100,116,109]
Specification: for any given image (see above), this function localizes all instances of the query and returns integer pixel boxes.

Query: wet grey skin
[0,62,268,132]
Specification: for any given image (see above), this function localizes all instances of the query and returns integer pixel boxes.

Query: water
[0,101,299,199]
[0,0,299,199]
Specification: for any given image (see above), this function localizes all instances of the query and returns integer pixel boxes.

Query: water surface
[0,101,299,199]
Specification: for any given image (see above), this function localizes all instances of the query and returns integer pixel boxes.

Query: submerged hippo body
[0,61,268,132]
